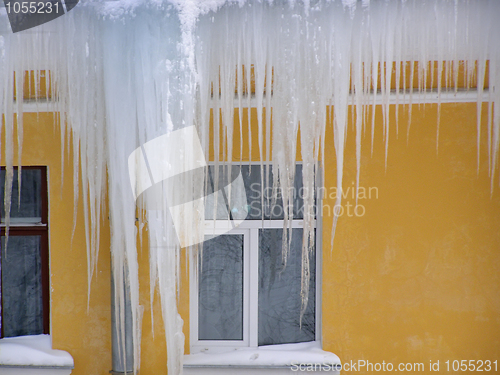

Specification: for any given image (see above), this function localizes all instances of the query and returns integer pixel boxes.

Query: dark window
[258,228,315,345]
[0,167,49,338]
[198,234,244,341]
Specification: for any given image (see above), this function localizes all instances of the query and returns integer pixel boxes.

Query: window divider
[242,228,251,346]
[248,227,259,347]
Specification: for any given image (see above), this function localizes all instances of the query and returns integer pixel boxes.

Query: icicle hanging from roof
[1,1,499,375]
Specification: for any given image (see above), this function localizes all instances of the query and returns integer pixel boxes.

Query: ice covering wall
[1,1,499,374]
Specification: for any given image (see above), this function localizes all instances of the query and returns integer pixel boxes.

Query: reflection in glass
[258,228,315,345]
[205,165,308,220]
[0,169,42,223]
[198,234,244,340]
[204,167,248,221]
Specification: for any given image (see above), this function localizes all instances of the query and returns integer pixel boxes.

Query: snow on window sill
[0,335,74,370]
[184,341,341,374]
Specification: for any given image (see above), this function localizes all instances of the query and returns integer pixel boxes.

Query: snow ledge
[184,341,341,369]
[0,335,74,369]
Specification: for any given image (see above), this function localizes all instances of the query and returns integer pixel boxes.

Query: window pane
[198,234,244,340]
[0,169,42,223]
[245,164,306,220]
[204,166,249,221]
[1,236,44,337]
[205,165,308,220]
[258,228,315,345]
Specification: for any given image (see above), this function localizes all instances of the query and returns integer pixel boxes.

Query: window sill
[0,335,73,375]
[184,342,340,374]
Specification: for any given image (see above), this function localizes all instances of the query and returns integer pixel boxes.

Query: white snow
[0,1,499,375]
[0,335,74,368]
[184,341,341,368]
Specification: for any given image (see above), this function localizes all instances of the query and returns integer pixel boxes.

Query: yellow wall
[200,102,500,373]
[2,113,112,375]
[6,88,499,374]
[322,103,500,373]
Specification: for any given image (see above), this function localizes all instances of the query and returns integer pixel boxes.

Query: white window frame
[189,164,322,353]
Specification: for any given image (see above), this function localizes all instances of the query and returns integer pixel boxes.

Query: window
[0,167,49,338]
[190,164,320,352]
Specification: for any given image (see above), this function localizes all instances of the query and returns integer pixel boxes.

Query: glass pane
[258,228,315,345]
[198,234,244,340]
[0,169,42,223]
[245,164,305,220]
[205,165,308,220]
[204,166,249,221]
[1,236,44,337]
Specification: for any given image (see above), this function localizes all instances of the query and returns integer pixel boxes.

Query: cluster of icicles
[1,0,499,374]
